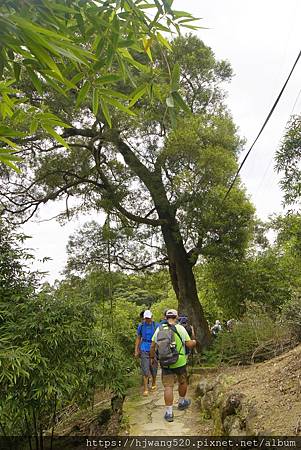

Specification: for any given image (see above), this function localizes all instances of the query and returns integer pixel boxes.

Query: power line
[223,49,301,202]
[289,86,301,116]
[254,79,301,197]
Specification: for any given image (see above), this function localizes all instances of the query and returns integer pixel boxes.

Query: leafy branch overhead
[0,0,200,171]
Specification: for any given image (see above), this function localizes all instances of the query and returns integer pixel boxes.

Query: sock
[166,406,173,415]
[179,396,185,404]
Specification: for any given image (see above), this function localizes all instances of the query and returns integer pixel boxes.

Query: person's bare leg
[178,379,191,409]
[164,386,173,406]
[143,376,149,395]
[178,381,188,398]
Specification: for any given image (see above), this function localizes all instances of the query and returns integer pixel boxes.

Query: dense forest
[1,0,301,445]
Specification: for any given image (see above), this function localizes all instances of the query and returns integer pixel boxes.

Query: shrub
[203,303,294,366]
[281,290,301,341]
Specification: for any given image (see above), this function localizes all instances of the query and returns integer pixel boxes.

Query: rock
[198,375,260,436]
[196,380,216,397]
[221,392,244,421]
[224,416,245,436]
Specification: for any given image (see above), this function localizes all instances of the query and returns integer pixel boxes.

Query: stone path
[122,371,211,436]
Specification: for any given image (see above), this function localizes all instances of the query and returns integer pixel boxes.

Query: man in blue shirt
[135,310,158,396]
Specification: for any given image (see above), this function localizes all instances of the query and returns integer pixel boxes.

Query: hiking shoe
[143,390,149,397]
[178,399,191,410]
[164,412,174,422]
[151,385,157,391]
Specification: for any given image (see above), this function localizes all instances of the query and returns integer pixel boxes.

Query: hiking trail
[122,371,211,436]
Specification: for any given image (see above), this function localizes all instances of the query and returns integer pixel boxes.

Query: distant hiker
[135,310,159,396]
[150,309,196,422]
[178,314,196,356]
[178,315,195,340]
[211,319,222,337]
[226,319,235,332]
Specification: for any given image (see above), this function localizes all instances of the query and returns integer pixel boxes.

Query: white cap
[143,310,152,319]
[166,309,178,317]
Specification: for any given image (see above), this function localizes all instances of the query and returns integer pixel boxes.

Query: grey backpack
[156,324,183,367]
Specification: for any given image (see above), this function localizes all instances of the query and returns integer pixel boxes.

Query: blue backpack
[140,322,156,343]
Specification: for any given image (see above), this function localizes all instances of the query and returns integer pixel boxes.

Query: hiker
[211,319,222,337]
[150,309,196,422]
[178,314,196,340]
[178,314,196,356]
[226,318,235,332]
[135,310,159,396]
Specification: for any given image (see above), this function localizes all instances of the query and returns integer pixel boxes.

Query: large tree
[1,35,254,347]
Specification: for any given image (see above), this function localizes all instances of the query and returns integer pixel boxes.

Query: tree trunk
[159,214,211,349]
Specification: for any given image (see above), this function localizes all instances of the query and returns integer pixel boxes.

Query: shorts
[161,365,188,387]
[140,351,158,377]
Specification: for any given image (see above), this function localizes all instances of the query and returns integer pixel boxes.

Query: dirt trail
[122,371,211,436]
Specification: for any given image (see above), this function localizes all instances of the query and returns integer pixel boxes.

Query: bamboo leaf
[180,24,200,30]
[92,88,99,116]
[97,74,123,84]
[138,4,158,9]
[25,39,63,78]
[13,62,21,82]
[0,137,19,149]
[156,32,172,51]
[172,10,193,18]
[98,89,129,100]
[0,156,21,172]
[27,68,43,94]
[76,81,91,108]
[30,118,38,134]
[172,91,191,113]
[0,127,25,138]
[12,15,70,41]
[42,125,70,149]
[143,37,153,62]
[43,75,68,97]
[0,149,22,161]
[102,96,136,116]
[99,98,112,128]
[129,85,147,107]
[171,63,180,92]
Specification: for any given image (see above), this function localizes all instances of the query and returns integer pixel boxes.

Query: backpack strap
[168,323,185,356]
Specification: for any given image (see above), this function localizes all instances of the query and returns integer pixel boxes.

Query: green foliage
[275,115,301,205]
[203,304,293,366]
[281,289,301,342]
[196,245,296,319]
[270,213,301,262]
[148,290,178,322]
[0,0,196,171]
[0,225,134,438]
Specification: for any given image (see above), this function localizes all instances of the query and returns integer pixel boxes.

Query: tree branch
[92,160,165,227]
[187,237,203,266]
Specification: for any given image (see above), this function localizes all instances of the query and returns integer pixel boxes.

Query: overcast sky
[23,0,301,282]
